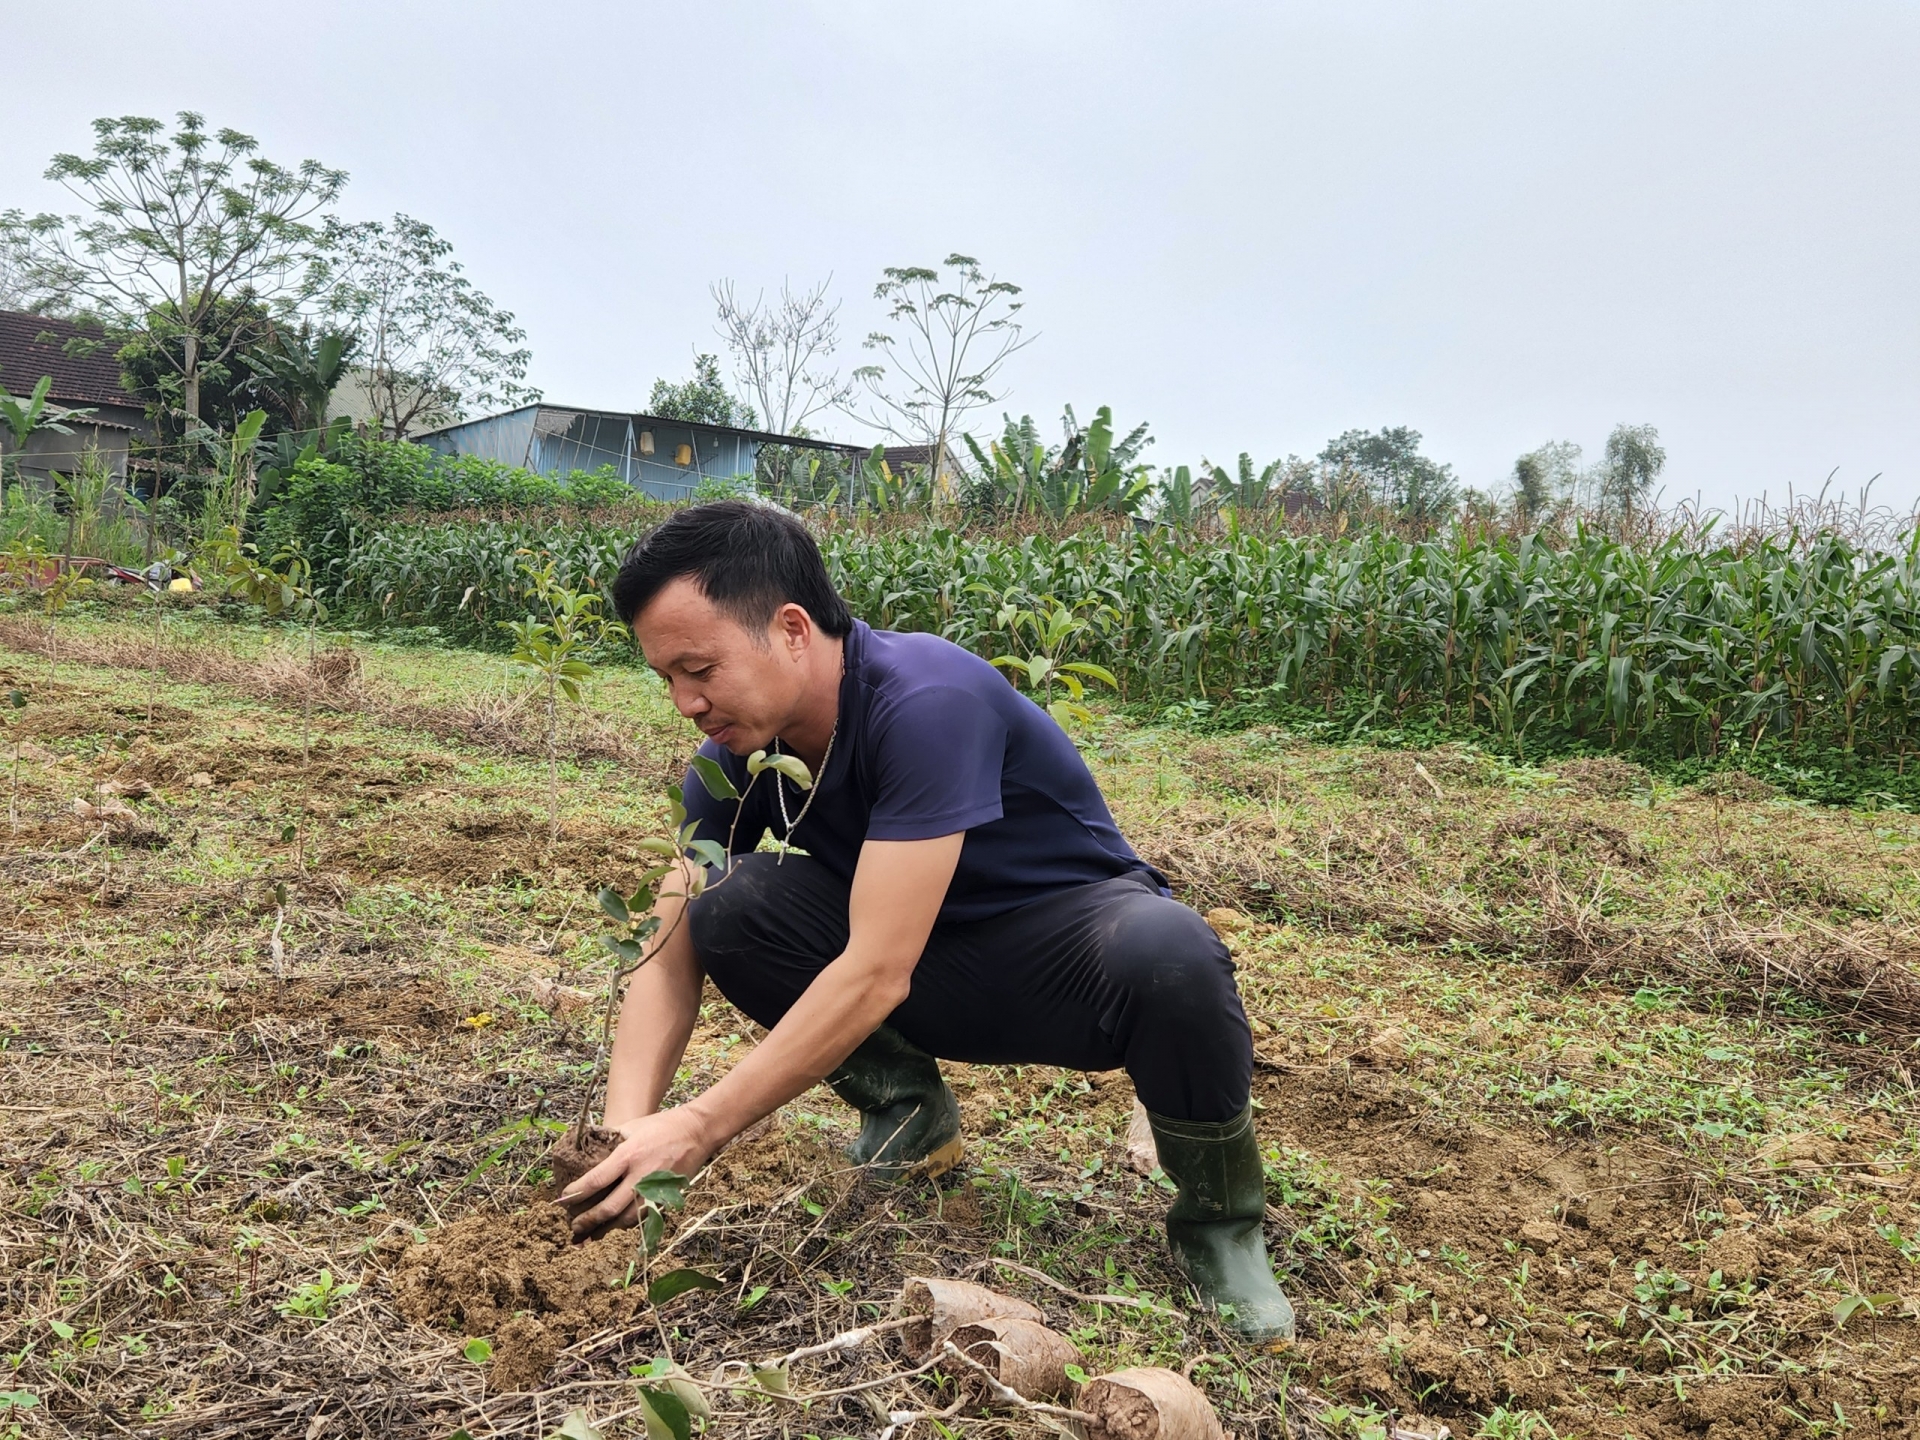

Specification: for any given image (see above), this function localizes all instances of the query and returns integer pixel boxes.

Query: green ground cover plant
[1,611,1918,1438]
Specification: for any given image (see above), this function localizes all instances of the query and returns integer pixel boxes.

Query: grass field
[3,607,1919,1440]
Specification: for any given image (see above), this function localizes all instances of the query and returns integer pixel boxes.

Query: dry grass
[4,622,1920,1439]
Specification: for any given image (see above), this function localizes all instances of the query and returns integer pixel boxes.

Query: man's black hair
[610,500,853,639]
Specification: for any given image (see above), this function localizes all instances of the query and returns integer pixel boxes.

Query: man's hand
[558,1107,712,1240]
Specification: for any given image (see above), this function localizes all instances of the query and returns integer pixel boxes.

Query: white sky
[7,2,1917,511]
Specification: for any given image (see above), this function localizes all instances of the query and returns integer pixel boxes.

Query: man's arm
[562,833,964,1237]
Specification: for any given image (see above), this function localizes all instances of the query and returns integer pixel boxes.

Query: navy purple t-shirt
[680,620,1164,923]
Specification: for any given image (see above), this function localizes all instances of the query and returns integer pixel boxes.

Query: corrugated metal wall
[417,406,760,500]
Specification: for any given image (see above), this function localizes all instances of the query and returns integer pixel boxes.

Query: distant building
[0,310,153,488]
[414,403,863,501]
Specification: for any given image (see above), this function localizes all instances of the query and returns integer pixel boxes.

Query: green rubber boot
[824,1025,964,1180]
[1147,1103,1297,1343]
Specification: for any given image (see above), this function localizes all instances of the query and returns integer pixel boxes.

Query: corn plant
[502,561,604,849]
[331,511,1920,768]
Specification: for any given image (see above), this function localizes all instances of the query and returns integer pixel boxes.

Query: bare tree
[850,254,1032,483]
[310,214,537,437]
[0,113,345,426]
[711,277,853,437]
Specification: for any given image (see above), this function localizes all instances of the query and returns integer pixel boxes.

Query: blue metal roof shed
[413,404,860,501]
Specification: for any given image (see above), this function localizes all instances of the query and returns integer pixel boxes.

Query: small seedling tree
[501,561,603,850]
[566,750,813,1157]
[6,687,26,834]
[980,593,1120,733]
[204,527,327,869]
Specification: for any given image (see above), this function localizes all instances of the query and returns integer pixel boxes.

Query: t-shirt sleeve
[865,685,1008,840]
[680,743,765,858]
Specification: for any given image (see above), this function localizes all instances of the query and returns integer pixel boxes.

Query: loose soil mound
[393,1205,644,1392]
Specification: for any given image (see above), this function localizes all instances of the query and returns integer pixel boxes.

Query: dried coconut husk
[1081,1367,1226,1440]
[947,1316,1080,1400]
[899,1277,1043,1359]
[543,1125,621,1204]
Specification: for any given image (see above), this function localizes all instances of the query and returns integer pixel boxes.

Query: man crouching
[558,500,1294,1341]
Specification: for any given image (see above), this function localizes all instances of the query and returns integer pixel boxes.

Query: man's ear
[775,602,813,658]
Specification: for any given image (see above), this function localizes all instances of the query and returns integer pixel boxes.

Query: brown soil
[391,1204,644,1392]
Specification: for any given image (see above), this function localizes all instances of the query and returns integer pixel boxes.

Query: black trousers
[687,854,1253,1123]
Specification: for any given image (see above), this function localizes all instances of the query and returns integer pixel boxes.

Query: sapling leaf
[552,1409,606,1440]
[687,839,728,871]
[597,887,630,925]
[647,1268,723,1305]
[640,1206,664,1253]
[688,755,737,801]
[602,936,643,962]
[667,786,686,827]
[750,1364,790,1395]
[635,837,679,858]
[462,1337,493,1364]
[759,753,813,789]
[1060,660,1119,689]
[633,1387,691,1440]
[634,1170,689,1210]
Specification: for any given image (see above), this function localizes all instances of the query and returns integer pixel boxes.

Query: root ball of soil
[948,1316,1080,1400]
[1081,1367,1226,1440]
[899,1277,1044,1359]
[543,1124,622,1204]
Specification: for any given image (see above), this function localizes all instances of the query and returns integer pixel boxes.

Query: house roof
[0,311,140,410]
[415,403,869,455]
[880,444,936,472]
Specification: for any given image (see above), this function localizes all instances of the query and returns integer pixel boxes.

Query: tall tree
[852,254,1031,486]
[117,294,294,442]
[310,213,536,438]
[0,113,345,428]
[1597,423,1666,521]
[1318,426,1458,520]
[1511,439,1582,523]
[647,352,755,427]
[711,276,853,437]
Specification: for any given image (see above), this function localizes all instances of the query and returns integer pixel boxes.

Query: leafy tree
[0,112,346,427]
[117,294,300,442]
[853,254,1032,487]
[1510,440,1582,524]
[1597,423,1666,521]
[646,352,754,427]
[310,213,536,437]
[711,276,853,436]
[1318,426,1458,520]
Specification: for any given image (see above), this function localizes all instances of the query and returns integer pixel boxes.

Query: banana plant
[0,377,93,506]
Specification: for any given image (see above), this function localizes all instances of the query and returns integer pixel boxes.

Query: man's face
[633,577,807,754]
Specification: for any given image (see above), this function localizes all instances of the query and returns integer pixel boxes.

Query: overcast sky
[7,2,1916,512]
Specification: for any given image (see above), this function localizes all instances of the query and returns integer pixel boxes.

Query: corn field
[336,514,1920,763]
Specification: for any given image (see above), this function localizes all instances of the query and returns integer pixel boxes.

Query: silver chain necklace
[771,646,845,843]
